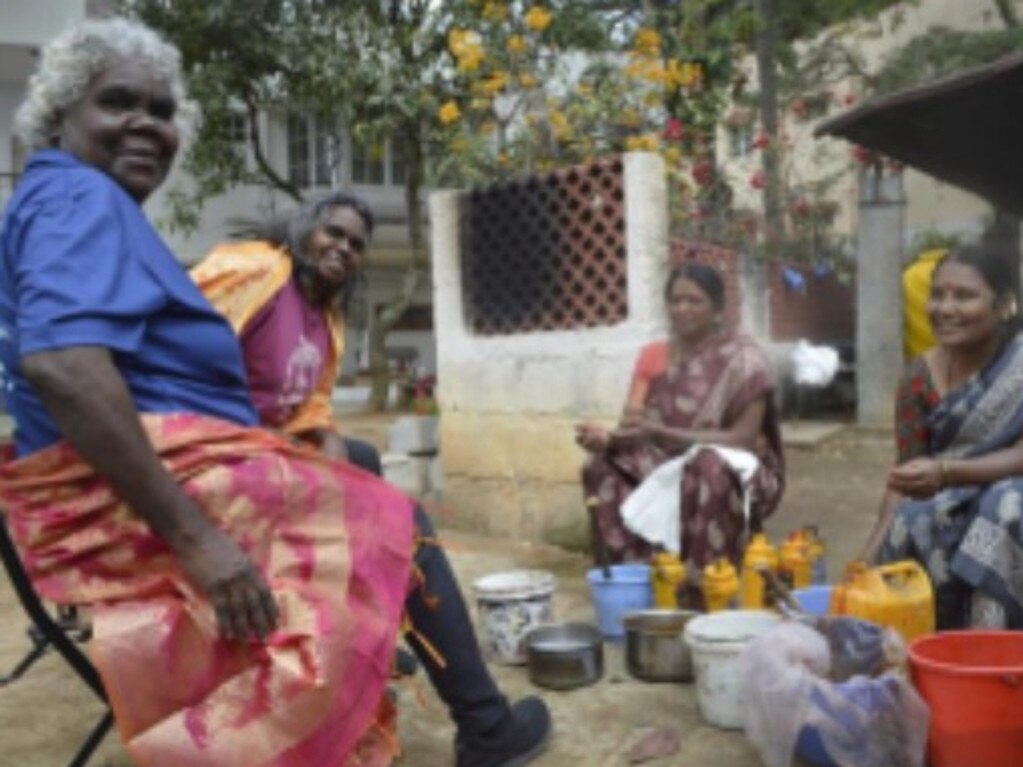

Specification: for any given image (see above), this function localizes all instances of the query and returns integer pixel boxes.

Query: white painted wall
[431,152,668,421]
[429,152,670,543]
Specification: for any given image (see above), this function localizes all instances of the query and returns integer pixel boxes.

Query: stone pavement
[0,415,892,766]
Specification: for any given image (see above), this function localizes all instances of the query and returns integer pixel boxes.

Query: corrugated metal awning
[815,51,1023,214]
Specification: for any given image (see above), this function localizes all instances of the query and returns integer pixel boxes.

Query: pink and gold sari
[0,413,413,767]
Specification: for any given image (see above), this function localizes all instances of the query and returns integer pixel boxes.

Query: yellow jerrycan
[651,551,687,609]
[702,558,739,612]
[829,560,935,642]
[740,533,779,609]
[779,530,813,590]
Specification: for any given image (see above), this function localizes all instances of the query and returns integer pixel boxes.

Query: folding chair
[0,513,114,767]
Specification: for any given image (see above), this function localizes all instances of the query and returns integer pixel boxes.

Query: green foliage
[872,25,1023,96]
[909,228,962,256]
[118,0,946,272]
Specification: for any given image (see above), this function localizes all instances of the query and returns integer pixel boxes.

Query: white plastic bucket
[683,610,781,729]
[473,570,557,665]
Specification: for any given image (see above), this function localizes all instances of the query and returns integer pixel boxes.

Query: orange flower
[449,28,485,71]
[506,34,527,53]
[625,133,659,151]
[457,44,485,72]
[524,6,552,32]
[479,71,508,96]
[678,61,704,89]
[439,101,461,125]
[482,2,508,22]
[632,28,661,55]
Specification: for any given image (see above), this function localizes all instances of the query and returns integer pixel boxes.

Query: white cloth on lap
[620,443,760,554]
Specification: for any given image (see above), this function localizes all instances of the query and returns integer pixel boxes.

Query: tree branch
[994,0,1020,28]
[244,98,303,201]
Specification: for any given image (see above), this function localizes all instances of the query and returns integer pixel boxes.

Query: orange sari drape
[0,413,413,767]
[190,242,344,436]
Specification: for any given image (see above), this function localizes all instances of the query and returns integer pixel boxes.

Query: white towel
[620,444,761,554]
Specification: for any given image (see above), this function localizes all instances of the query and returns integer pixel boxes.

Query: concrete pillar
[623,152,671,335]
[739,252,769,342]
[856,169,905,427]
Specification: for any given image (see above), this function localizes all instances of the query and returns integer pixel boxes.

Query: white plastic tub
[683,610,781,729]
[473,570,557,665]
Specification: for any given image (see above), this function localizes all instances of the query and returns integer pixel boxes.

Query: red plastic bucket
[909,631,1023,767]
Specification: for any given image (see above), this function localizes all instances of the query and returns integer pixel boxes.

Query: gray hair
[14,16,197,151]
[234,191,376,258]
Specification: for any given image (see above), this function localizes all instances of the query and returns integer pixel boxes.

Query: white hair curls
[13,16,197,151]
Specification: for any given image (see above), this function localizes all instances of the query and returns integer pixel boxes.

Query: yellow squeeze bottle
[740,533,779,608]
[779,531,813,590]
[651,551,687,609]
[702,558,739,612]
[804,526,828,585]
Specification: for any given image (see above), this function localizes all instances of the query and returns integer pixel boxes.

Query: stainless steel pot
[524,622,603,690]
[623,609,698,682]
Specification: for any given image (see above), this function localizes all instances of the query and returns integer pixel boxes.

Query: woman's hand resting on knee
[575,422,610,452]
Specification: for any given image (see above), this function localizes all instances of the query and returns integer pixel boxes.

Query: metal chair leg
[0,626,50,686]
[67,710,114,767]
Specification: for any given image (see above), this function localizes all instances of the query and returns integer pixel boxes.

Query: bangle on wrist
[939,459,951,488]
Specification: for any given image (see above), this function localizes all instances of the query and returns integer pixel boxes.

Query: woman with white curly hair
[0,16,549,767]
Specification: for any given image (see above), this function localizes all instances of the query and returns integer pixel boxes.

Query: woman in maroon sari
[576,263,784,581]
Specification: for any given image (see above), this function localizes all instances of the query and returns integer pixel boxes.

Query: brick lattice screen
[460,157,627,335]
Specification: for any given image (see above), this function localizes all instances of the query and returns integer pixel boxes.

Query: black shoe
[455,696,551,767]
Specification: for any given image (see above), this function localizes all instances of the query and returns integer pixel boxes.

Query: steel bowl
[524,622,603,690]
[623,609,699,682]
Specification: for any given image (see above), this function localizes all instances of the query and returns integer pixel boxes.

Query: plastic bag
[741,619,929,767]
[791,340,840,387]
[822,616,907,682]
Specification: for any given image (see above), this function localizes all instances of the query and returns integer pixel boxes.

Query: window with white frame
[225,112,248,144]
[728,124,753,158]
[351,135,406,186]
[288,113,406,189]
[351,136,385,185]
[287,114,338,188]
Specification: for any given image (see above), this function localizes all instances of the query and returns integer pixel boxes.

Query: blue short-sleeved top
[0,150,258,455]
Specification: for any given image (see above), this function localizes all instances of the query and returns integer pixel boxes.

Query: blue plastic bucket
[586,564,653,640]
[793,585,834,616]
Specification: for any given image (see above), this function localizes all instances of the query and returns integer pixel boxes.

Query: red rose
[789,198,811,217]
[692,160,714,186]
[663,117,685,142]
[851,145,873,165]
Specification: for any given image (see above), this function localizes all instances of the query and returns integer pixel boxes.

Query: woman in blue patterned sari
[862,245,1023,629]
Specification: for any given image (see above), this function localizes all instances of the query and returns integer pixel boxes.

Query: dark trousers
[343,437,383,476]
[405,506,508,734]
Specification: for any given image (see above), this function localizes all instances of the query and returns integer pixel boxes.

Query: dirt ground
[0,420,894,767]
